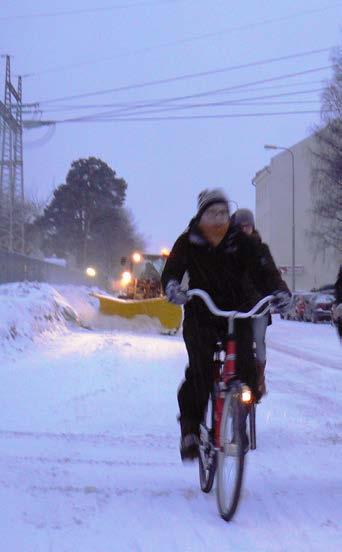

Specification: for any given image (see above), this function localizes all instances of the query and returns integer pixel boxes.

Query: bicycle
[186,289,273,522]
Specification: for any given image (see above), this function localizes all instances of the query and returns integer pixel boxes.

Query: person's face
[200,203,230,227]
[240,223,253,235]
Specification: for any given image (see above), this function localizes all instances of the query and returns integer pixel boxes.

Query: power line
[21,78,327,111]
[24,109,324,127]
[21,86,324,116]
[21,66,330,126]
[22,100,321,117]
[37,65,329,123]
[23,84,330,124]
[18,3,341,78]
[127,66,331,107]
[93,87,325,118]
[23,124,56,148]
[0,0,187,21]
[33,48,332,105]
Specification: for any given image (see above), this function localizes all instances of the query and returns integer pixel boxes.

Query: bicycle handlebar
[186,289,274,319]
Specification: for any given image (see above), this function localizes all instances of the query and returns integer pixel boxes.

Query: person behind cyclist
[161,188,291,460]
[230,208,279,399]
[333,265,342,341]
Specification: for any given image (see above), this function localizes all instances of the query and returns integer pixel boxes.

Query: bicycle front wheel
[248,402,256,450]
[216,388,245,521]
[199,392,216,493]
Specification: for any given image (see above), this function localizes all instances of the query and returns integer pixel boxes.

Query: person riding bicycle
[230,208,278,399]
[161,188,291,460]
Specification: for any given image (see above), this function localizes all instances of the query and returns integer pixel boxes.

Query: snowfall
[0,282,341,552]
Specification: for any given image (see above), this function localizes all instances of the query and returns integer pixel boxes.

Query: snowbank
[0,282,79,354]
[54,284,102,326]
[0,282,173,356]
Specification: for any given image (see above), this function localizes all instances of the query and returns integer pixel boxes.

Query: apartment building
[252,135,340,291]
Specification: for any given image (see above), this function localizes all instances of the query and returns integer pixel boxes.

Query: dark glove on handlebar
[165,279,188,305]
[272,290,291,313]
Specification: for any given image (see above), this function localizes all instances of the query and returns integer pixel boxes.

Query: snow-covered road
[1,306,341,551]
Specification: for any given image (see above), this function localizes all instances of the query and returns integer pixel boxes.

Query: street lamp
[85,266,97,278]
[132,252,142,263]
[264,144,296,292]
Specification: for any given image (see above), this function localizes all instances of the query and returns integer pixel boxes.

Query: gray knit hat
[234,208,255,228]
[197,188,229,218]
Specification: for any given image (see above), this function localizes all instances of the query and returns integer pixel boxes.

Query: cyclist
[230,208,277,399]
[161,188,290,460]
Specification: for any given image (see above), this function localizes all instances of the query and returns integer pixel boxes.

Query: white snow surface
[0,283,341,551]
[0,282,79,355]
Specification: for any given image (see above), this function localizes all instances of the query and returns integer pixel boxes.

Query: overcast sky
[1,0,341,252]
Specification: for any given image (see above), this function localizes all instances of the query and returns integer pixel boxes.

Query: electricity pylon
[0,55,24,252]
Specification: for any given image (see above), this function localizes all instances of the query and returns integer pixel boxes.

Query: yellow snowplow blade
[93,294,183,331]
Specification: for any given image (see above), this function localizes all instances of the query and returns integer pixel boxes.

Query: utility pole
[0,55,25,252]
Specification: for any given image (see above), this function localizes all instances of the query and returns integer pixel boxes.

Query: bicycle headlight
[241,385,252,404]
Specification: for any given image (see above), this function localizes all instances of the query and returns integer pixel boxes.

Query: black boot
[180,433,200,461]
[178,416,200,461]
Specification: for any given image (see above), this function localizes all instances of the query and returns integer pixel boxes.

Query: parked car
[314,284,335,295]
[303,293,335,323]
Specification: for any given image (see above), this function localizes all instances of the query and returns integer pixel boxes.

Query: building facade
[253,135,340,292]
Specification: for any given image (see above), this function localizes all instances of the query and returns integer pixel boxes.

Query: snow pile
[0,282,79,353]
[0,282,171,357]
[56,284,168,333]
[55,284,103,326]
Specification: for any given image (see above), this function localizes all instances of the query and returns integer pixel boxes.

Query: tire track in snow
[0,429,175,448]
[267,339,341,371]
[0,454,177,468]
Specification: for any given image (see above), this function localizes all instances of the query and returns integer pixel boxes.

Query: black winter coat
[161,220,288,322]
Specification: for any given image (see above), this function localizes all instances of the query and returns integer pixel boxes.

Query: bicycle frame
[189,289,274,520]
[187,289,273,449]
[213,328,240,448]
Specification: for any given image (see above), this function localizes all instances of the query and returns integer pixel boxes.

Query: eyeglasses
[202,208,230,222]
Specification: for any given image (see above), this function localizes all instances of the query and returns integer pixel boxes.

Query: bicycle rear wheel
[216,387,245,521]
[199,392,216,493]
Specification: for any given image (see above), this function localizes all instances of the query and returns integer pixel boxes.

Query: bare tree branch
[310,44,342,254]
